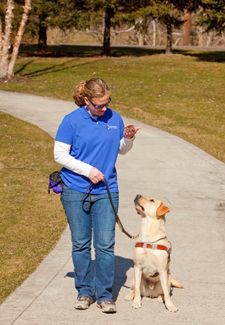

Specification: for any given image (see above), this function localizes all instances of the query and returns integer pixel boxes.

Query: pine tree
[198,0,225,32]
[120,1,185,53]
[26,0,90,50]
[102,1,116,56]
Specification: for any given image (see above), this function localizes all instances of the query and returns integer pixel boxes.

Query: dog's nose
[134,194,141,204]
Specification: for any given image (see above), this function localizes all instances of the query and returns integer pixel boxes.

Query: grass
[0,46,224,302]
[18,44,164,57]
[1,47,225,162]
[0,112,66,303]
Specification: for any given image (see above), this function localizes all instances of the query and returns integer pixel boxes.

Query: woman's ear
[84,97,89,105]
[156,203,170,218]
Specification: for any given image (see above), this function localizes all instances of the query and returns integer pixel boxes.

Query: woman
[54,77,139,313]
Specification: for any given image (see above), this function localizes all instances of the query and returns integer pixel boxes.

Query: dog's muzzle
[134,194,142,205]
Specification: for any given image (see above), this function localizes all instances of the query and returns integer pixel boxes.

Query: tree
[197,0,225,33]
[183,8,192,45]
[24,0,90,50]
[0,0,31,80]
[122,1,185,53]
[87,0,118,56]
[113,1,154,46]
[102,1,116,55]
[88,0,146,56]
[182,1,205,46]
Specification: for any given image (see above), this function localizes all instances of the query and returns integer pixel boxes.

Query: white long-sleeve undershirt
[54,137,134,177]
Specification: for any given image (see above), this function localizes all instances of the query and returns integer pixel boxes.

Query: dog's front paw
[166,304,178,312]
[158,295,164,303]
[125,292,134,301]
[132,299,142,309]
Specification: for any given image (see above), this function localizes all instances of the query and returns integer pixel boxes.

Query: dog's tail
[171,278,184,289]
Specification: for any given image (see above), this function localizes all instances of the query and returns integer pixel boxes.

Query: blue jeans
[61,185,119,303]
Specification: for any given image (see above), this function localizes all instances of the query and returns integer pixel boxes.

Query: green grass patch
[0,112,66,303]
[1,49,225,162]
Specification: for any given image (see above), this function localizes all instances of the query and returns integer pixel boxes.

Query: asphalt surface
[0,90,225,325]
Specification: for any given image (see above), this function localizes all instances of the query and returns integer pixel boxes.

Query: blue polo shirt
[55,106,124,194]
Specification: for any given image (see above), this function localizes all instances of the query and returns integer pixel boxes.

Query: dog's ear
[156,203,170,218]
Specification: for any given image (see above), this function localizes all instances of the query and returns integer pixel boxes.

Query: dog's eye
[149,199,154,202]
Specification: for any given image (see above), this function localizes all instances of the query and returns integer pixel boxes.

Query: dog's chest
[135,254,159,277]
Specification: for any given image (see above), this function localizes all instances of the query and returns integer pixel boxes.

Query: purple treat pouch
[48,171,63,194]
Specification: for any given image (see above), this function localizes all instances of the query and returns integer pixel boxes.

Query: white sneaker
[74,296,94,310]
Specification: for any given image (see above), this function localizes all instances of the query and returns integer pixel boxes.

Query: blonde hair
[73,78,110,106]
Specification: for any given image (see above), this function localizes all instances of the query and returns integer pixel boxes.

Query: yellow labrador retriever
[125,194,183,312]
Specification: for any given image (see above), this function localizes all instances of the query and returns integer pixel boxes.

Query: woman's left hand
[124,124,140,139]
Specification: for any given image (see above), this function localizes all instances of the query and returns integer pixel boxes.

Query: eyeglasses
[89,97,111,110]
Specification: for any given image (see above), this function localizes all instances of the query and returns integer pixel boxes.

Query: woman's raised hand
[124,124,140,139]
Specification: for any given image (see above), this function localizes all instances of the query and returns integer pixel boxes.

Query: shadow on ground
[20,44,163,58]
[64,255,133,301]
[19,44,225,62]
[15,58,100,78]
[175,49,225,62]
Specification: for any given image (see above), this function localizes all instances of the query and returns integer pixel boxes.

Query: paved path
[0,90,225,325]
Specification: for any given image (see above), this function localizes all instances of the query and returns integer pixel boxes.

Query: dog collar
[135,242,169,252]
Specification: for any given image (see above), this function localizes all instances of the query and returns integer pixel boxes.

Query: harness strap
[135,242,170,252]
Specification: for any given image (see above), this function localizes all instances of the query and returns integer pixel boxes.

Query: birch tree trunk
[7,0,31,78]
[0,0,14,79]
[0,0,31,80]
[0,17,3,53]
[152,20,156,47]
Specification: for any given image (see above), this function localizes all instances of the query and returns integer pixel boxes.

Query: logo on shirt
[107,125,118,130]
